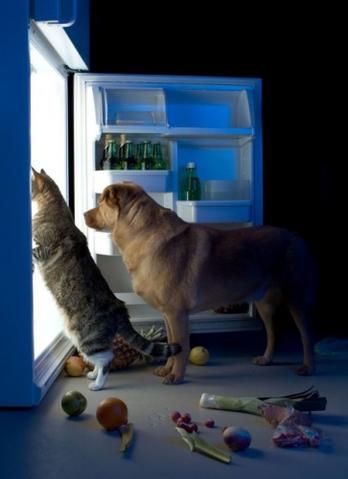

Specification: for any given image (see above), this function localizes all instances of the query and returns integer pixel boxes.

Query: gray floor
[1,331,348,479]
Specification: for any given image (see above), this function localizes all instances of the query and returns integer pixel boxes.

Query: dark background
[88,3,341,337]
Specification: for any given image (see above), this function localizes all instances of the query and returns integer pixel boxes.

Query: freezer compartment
[176,200,252,223]
[166,88,252,129]
[97,87,167,126]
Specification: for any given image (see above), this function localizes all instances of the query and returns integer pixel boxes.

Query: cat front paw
[88,381,103,391]
[87,370,97,379]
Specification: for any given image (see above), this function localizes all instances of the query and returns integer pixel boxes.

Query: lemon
[189,346,210,365]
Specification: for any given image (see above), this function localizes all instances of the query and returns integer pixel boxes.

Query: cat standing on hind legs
[31,168,181,390]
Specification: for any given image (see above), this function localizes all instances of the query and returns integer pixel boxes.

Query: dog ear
[101,185,119,207]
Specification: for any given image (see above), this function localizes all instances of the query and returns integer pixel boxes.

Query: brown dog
[84,182,317,384]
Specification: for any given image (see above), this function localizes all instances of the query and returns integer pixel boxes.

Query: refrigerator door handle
[32,0,77,27]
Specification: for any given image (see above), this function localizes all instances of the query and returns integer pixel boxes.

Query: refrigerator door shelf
[94,169,171,193]
[94,231,120,256]
[176,200,252,223]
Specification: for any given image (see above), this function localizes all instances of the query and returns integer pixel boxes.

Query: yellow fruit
[189,346,210,365]
[64,356,86,377]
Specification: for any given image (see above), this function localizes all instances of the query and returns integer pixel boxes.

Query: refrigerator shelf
[176,200,252,223]
[101,125,254,139]
[94,169,171,193]
[94,231,119,256]
[125,304,260,333]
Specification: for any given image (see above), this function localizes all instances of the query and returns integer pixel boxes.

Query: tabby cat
[31,168,181,390]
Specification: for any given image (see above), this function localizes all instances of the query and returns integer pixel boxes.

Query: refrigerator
[0,2,262,406]
[74,74,263,335]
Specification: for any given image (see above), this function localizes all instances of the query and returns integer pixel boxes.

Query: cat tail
[117,311,181,358]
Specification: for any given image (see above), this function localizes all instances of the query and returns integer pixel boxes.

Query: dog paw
[252,355,273,366]
[153,365,172,377]
[161,373,184,385]
[296,364,314,376]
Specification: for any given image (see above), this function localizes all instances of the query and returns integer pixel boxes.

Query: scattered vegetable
[191,423,199,433]
[96,397,128,431]
[222,426,251,451]
[181,413,192,424]
[170,411,181,424]
[119,423,134,452]
[176,427,230,464]
[61,390,87,417]
[170,410,199,433]
[204,419,215,428]
[199,387,327,414]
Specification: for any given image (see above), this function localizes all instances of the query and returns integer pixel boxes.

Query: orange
[96,397,128,431]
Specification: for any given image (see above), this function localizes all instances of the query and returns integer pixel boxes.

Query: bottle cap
[186,162,196,168]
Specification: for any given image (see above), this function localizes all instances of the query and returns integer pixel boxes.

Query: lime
[61,390,87,417]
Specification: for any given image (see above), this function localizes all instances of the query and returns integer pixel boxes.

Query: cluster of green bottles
[99,137,167,171]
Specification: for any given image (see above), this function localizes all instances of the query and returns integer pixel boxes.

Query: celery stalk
[119,423,134,452]
[176,427,231,464]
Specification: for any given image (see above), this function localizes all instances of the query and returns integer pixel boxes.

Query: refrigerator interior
[74,75,262,333]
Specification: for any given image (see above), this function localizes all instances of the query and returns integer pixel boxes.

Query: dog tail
[117,308,181,358]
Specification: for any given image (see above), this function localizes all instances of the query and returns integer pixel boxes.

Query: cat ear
[31,167,45,190]
[40,168,47,175]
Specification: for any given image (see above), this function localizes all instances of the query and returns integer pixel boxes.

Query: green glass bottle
[181,162,201,200]
[121,141,139,170]
[99,135,113,170]
[152,143,167,170]
[143,141,154,170]
[100,139,120,170]
[136,142,144,169]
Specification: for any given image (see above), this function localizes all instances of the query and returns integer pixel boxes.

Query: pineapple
[110,325,165,370]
